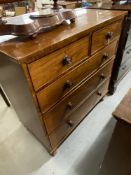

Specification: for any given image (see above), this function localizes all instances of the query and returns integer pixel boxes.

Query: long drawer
[43,59,114,135]
[37,41,117,113]
[28,36,90,91]
[91,20,122,54]
[49,79,110,149]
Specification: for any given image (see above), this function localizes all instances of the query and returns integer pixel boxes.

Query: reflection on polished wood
[0,9,127,63]
[0,9,127,155]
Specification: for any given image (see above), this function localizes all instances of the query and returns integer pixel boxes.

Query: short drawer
[28,36,89,91]
[49,79,110,149]
[43,60,114,135]
[37,41,117,113]
[91,20,122,54]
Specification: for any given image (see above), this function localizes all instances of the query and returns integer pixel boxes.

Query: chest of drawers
[0,9,127,155]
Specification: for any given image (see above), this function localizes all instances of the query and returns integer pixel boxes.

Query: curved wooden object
[0,10,76,37]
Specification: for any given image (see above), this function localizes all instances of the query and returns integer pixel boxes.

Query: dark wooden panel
[108,15,130,94]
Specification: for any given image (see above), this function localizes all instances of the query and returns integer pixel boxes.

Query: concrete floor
[0,71,131,175]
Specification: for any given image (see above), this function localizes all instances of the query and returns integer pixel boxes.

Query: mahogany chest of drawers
[0,9,127,155]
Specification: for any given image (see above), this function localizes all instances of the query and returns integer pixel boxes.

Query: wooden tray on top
[0,9,76,37]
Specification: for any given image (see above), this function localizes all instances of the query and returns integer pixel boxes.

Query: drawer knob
[66,119,74,127]
[97,91,102,96]
[100,73,106,80]
[106,32,113,40]
[67,102,73,109]
[63,56,72,65]
[64,80,73,89]
[103,53,109,60]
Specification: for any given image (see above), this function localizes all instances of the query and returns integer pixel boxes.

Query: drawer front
[49,79,110,149]
[43,59,114,135]
[28,36,89,91]
[91,20,122,54]
[37,41,117,113]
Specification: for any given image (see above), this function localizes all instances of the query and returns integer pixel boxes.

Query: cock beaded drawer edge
[0,9,127,155]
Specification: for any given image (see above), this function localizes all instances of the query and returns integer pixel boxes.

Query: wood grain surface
[49,79,110,150]
[43,60,114,135]
[91,19,122,54]
[0,9,127,63]
[0,9,126,155]
[28,36,89,91]
[37,44,116,113]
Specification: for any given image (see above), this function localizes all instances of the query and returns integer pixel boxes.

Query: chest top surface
[0,9,127,63]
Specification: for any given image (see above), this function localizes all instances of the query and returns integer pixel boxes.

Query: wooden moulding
[0,9,76,37]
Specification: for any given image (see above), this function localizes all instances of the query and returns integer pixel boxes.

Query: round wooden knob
[97,91,102,96]
[67,102,73,109]
[64,80,73,89]
[66,119,74,127]
[106,32,113,40]
[62,56,72,65]
[100,73,106,80]
[103,53,109,60]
